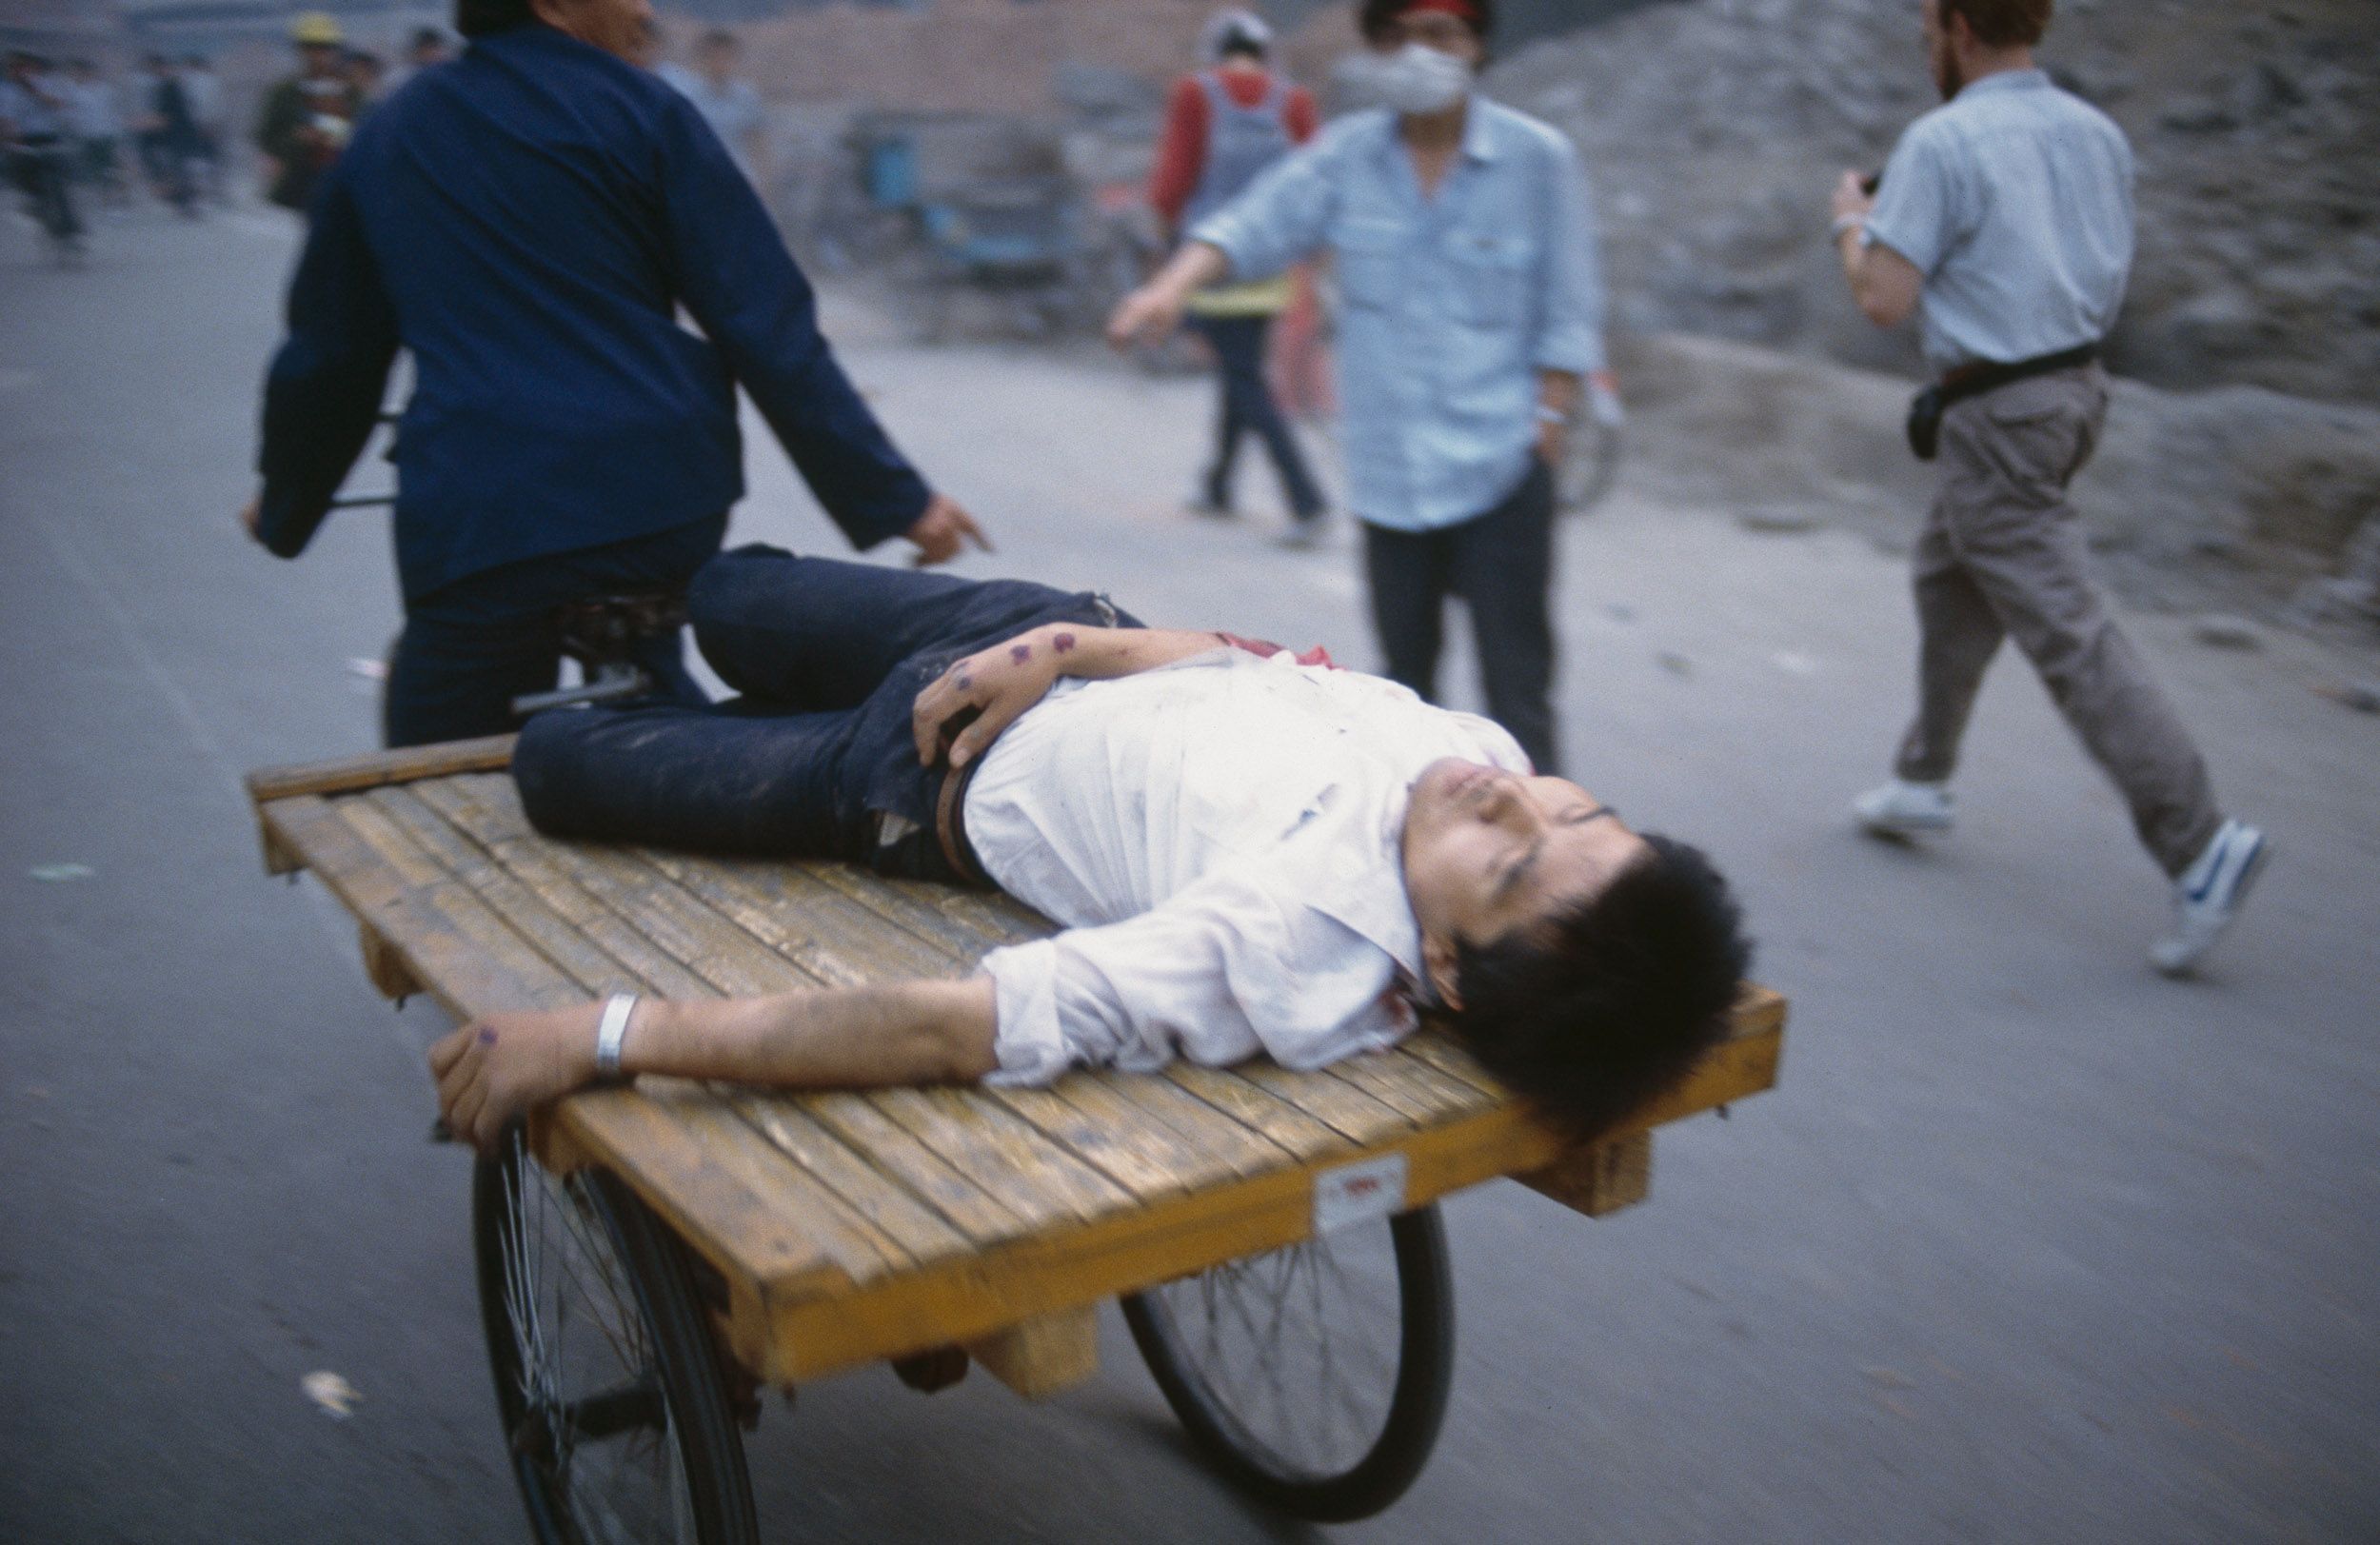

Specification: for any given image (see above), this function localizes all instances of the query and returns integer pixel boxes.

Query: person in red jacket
[1147,10,1329,544]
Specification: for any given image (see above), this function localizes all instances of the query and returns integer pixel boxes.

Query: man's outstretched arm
[429,978,996,1154]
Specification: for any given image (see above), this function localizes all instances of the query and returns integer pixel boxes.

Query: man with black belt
[242,0,983,748]
[1831,0,2264,976]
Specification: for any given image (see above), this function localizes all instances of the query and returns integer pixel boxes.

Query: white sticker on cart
[1312,1153,1407,1236]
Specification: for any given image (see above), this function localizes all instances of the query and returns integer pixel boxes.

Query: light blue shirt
[1863,69,2133,374]
[1192,97,1606,531]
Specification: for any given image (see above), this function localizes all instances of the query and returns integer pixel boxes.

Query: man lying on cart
[430,548,1751,1148]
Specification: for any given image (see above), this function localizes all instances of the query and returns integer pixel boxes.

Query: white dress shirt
[963,646,1530,1085]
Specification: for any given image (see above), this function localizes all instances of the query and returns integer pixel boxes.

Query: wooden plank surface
[253,748,1786,1385]
[246,735,516,803]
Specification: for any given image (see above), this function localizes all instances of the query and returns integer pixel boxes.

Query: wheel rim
[485,1131,702,1545]
[1137,1218,1407,1484]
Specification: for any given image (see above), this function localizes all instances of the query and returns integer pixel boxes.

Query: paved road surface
[3,205,2375,1542]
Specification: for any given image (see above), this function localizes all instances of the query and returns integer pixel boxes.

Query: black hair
[1217,21,1268,61]
[1449,833,1751,1141]
[455,0,537,40]
[1359,0,1496,43]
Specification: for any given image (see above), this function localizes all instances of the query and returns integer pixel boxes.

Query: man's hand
[428,1003,604,1155]
[1106,283,1190,351]
[1831,168,1876,228]
[237,497,263,544]
[905,494,991,567]
[912,623,1066,768]
[1534,415,1567,468]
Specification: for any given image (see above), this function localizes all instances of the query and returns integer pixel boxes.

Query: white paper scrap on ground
[301,1371,361,1419]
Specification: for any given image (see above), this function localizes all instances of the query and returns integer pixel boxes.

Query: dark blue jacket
[256,24,929,601]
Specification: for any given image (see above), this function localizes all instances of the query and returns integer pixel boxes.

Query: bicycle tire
[472,1129,759,1545]
[1121,1203,1456,1522]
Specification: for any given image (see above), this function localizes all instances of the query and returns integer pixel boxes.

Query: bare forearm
[1054,624,1238,682]
[1152,240,1232,300]
[625,978,998,1088]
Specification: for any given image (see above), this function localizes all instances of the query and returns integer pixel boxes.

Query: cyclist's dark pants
[382,514,725,749]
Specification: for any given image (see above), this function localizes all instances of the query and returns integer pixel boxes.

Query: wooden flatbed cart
[248,738,1785,1541]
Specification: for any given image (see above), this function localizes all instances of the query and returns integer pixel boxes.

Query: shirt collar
[1959,67,2050,99]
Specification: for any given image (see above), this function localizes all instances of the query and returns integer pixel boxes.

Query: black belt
[1907,343,2099,461]
[935,757,992,888]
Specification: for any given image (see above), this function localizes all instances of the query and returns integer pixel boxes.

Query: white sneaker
[1853,779,1954,840]
[2150,820,2269,977]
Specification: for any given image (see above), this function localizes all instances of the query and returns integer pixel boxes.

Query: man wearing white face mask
[1111,0,1608,777]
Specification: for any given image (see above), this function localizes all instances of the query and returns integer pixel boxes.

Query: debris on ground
[300,1371,360,1419]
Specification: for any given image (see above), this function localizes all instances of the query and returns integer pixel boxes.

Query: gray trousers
[1893,366,2222,879]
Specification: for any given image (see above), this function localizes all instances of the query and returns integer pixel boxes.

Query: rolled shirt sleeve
[977,873,1413,1087]
[1861,120,1963,276]
[1188,126,1344,287]
[1534,134,1608,375]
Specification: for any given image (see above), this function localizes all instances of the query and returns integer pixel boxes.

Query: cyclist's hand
[905,495,991,567]
[237,497,262,544]
[911,624,1064,769]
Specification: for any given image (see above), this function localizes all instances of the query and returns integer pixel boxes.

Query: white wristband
[1831,212,1867,241]
[595,993,638,1081]
[1535,404,1569,426]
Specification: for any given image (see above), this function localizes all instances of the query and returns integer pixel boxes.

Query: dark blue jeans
[1361,459,1560,775]
[1189,313,1325,521]
[512,546,1136,880]
[383,513,725,749]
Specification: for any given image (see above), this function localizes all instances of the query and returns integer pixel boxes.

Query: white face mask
[1348,41,1472,117]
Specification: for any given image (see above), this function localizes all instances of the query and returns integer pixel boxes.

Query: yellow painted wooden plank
[364,786,647,999]
[867,1086,1131,1230]
[411,778,719,1001]
[1090,1070,1298,1181]
[963,1307,1099,1400]
[1517,1130,1654,1218]
[1160,1064,1354,1161]
[719,1092,972,1272]
[642,852,963,987]
[985,1080,1223,1201]
[753,1099,1569,1380]
[1236,1057,1417,1147]
[797,1092,1030,1247]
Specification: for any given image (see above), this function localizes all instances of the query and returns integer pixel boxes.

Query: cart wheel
[473,1127,759,1545]
[1121,1204,1455,1523]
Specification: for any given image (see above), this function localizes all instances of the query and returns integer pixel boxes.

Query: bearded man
[1829,0,2265,976]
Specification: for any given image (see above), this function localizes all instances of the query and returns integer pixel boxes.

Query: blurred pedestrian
[133,54,203,215]
[2,51,86,252]
[1111,0,1607,775]
[242,0,987,748]
[1147,10,1328,540]
[1831,0,2265,975]
[254,12,363,216]
[62,62,122,203]
[175,55,226,202]
[659,28,765,187]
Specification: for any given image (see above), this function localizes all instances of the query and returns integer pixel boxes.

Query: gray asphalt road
[3,205,2374,1544]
